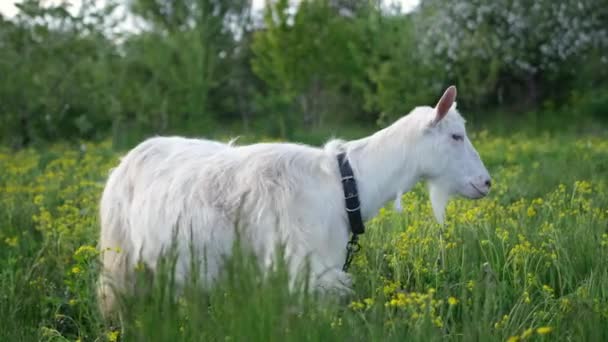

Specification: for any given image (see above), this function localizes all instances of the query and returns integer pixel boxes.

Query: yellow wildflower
[542,285,554,296]
[494,314,509,329]
[382,280,399,296]
[33,194,44,205]
[4,236,18,247]
[448,297,459,306]
[107,330,120,342]
[349,301,365,311]
[433,316,443,328]
[466,280,475,291]
[537,326,553,335]
[74,245,98,258]
[574,180,592,194]
[521,328,534,339]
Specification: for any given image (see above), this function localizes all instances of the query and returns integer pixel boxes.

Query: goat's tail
[97,166,135,322]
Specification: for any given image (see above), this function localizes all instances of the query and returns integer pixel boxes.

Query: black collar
[336,152,365,235]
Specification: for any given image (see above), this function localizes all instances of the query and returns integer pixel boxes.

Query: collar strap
[337,152,365,235]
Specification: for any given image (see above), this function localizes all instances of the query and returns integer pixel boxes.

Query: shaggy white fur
[97,86,491,318]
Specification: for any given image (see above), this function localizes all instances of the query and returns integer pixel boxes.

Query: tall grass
[1,132,607,341]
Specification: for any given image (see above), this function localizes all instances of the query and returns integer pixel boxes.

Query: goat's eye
[451,134,463,141]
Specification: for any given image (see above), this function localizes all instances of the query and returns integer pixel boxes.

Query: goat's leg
[313,267,354,296]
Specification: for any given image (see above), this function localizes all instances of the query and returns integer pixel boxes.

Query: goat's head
[415,86,491,223]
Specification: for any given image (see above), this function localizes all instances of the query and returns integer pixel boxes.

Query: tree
[417,0,608,107]
[127,0,254,131]
[0,0,119,147]
[359,10,439,125]
[251,0,368,137]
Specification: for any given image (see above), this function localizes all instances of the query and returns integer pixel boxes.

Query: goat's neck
[345,123,421,221]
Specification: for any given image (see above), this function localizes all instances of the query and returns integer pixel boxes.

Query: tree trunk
[524,74,541,107]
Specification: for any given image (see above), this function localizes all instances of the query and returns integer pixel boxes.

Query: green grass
[1,131,607,341]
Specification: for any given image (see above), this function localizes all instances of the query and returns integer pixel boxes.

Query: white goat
[98,86,491,318]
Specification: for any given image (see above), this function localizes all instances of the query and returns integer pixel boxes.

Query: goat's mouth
[469,183,488,198]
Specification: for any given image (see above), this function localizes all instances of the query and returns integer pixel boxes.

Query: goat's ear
[431,86,457,126]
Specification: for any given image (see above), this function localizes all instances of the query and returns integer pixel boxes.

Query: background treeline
[1,0,607,148]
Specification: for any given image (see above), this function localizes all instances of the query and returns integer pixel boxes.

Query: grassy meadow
[1,131,608,341]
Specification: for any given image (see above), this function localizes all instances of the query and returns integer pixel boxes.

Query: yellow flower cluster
[507,326,553,341]
[385,288,446,328]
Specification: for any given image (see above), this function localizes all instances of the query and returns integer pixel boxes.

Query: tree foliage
[251,0,369,137]
[0,0,606,147]
[417,0,608,106]
[0,0,122,147]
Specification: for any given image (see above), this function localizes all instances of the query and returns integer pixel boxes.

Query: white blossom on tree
[416,0,607,102]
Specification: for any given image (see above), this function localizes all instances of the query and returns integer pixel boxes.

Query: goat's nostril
[485,179,492,188]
